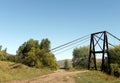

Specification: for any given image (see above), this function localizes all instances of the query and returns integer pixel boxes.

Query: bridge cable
[107,31,120,42]
[54,38,90,55]
[52,36,90,53]
[50,34,90,52]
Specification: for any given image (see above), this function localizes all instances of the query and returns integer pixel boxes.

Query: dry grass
[0,61,52,82]
[1,61,120,83]
[74,70,120,83]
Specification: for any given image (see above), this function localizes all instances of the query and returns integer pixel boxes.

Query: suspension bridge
[50,31,120,72]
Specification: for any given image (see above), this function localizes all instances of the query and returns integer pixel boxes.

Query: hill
[57,59,101,67]
[0,61,52,82]
[57,59,72,67]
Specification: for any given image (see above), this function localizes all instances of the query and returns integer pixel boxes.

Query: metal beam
[88,31,110,73]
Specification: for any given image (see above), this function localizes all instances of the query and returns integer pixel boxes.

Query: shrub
[110,63,120,77]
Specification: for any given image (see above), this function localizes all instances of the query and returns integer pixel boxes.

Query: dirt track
[6,71,88,83]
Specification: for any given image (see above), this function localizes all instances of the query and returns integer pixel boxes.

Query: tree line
[1,38,120,75]
[72,45,120,77]
[0,38,58,70]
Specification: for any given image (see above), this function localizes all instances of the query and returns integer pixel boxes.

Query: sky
[0,0,120,60]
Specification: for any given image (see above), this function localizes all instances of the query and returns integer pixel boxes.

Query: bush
[72,46,89,69]
[64,59,69,70]
[16,38,58,69]
[110,63,120,77]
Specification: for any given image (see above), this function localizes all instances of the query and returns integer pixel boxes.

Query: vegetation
[109,45,120,66]
[0,45,7,61]
[0,38,58,70]
[74,71,120,83]
[57,59,72,67]
[0,61,53,82]
[16,38,58,69]
[64,59,69,69]
[1,37,120,82]
[72,45,120,77]
[109,45,120,77]
[0,38,59,82]
[72,46,89,69]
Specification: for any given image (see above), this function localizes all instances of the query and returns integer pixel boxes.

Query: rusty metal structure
[88,31,110,73]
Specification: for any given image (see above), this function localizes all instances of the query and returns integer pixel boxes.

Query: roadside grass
[0,61,53,82]
[74,70,120,83]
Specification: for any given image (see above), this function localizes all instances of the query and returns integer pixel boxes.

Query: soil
[6,70,88,83]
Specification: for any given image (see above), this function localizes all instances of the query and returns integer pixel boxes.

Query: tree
[42,53,58,70]
[108,45,120,77]
[0,46,7,61]
[0,51,6,60]
[0,45,2,51]
[17,39,39,64]
[39,38,50,52]
[72,46,89,69]
[6,55,16,62]
[17,38,58,69]
[64,59,69,69]
[109,45,120,67]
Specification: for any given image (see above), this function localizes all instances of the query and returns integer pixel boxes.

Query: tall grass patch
[74,70,120,83]
[0,61,53,82]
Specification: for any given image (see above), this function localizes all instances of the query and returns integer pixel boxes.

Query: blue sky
[0,0,120,60]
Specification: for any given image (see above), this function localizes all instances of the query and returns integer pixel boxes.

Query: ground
[5,70,88,83]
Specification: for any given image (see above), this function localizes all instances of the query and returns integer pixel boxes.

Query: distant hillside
[57,59,73,67]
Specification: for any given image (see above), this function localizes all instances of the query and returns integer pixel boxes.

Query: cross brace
[88,31,110,73]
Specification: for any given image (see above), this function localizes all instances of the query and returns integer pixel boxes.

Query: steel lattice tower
[88,31,110,73]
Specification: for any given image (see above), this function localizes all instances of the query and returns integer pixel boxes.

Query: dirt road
[7,70,88,83]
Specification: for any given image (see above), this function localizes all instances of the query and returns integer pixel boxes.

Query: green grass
[0,61,53,82]
[74,70,120,83]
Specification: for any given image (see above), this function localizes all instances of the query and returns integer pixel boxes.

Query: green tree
[17,39,39,64]
[72,46,89,69]
[109,45,120,67]
[42,53,58,70]
[6,55,16,62]
[39,38,50,52]
[17,38,58,69]
[0,51,6,60]
[108,45,120,77]
[64,59,69,69]
[0,46,7,61]
[0,45,2,51]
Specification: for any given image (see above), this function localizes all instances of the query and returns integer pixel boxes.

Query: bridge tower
[88,31,110,73]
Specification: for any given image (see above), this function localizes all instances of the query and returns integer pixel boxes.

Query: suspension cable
[50,34,90,51]
[107,31,120,42]
[52,36,90,53]
[54,38,90,55]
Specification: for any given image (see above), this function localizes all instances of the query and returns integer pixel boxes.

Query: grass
[1,61,120,83]
[74,70,120,83]
[0,61,53,82]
